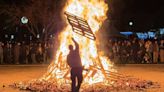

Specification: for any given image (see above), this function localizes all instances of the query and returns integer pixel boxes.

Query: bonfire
[42,0,113,84]
[10,0,160,91]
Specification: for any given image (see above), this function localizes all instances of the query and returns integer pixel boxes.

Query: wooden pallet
[65,12,96,40]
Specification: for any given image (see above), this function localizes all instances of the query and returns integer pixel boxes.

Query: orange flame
[42,0,114,84]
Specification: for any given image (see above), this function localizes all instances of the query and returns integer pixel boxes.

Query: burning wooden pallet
[65,12,96,40]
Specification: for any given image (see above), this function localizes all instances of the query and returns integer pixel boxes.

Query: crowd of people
[0,38,164,65]
[0,41,55,64]
[107,38,164,64]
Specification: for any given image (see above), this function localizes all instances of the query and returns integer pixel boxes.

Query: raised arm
[72,38,79,50]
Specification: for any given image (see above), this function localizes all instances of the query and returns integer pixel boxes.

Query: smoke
[51,0,67,33]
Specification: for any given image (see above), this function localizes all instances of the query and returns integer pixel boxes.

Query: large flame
[42,0,114,84]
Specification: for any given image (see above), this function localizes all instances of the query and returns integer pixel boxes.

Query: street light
[129,21,133,26]
[21,16,28,24]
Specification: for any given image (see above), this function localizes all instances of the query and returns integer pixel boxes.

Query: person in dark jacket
[4,43,12,64]
[131,40,140,63]
[0,42,4,64]
[67,38,83,92]
[14,43,20,64]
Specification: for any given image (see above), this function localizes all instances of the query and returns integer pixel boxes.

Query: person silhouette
[67,38,83,92]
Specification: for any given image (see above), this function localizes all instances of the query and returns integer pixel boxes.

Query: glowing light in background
[21,16,28,24]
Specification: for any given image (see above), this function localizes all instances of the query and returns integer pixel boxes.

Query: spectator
[4,43,12,64]
[119,42,127,64]
[20,43,27,64]
[0,42,4,64]
[153,41,159,63]
[112,42,119,63]
[28,43,33,64]
[131,39,140,63]
[159,40,164,63]
[43,43,48,63]
[138,40,146,63]
[14,43,20,64]
[144,41,153,63]
[47,43,54,62]
[36,43,43,63]
[148,41,153,63]
[126,41,132,63]
[25,44,30,64]
[30,44,37,64]
[8,43,14,64]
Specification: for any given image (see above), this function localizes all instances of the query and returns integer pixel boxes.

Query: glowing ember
[42,0,114,84]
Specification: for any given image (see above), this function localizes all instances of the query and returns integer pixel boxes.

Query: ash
[10,77,160,92]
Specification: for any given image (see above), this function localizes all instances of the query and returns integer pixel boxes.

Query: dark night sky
[1,0,164,32]
[109,0,164,32]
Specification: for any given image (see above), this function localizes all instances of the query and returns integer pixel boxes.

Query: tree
[0,0,66,41]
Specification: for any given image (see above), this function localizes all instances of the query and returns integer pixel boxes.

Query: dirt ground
[0,64,164,92]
